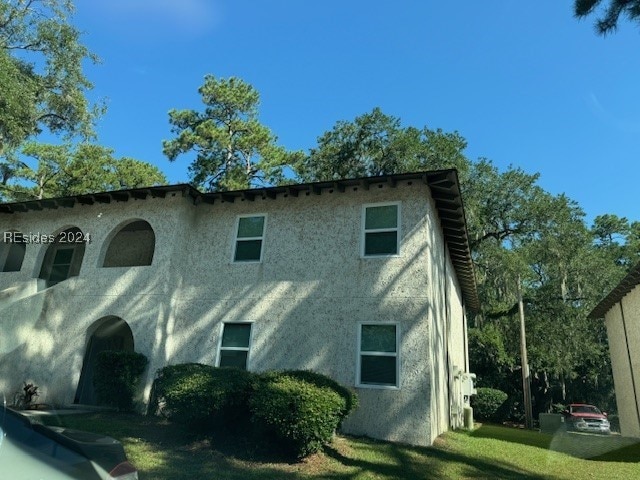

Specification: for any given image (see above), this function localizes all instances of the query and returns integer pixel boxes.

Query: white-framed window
[217,322,253,370]
[357,322,399,388]
[361,202,400,257]
[233,215,266,262]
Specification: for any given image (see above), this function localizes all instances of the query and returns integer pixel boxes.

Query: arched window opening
[38,227,86,287]
[103,220,155,267]
[1,231,26,272]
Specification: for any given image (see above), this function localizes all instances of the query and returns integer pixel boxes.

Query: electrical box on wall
[461,372,477,397]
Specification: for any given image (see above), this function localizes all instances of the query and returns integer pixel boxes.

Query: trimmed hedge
[150,365,359,458]
[94,350,148,411]
[472,387,508,421]
[249,372,346,458]
[152,363,253,425]
[279,370,359,420]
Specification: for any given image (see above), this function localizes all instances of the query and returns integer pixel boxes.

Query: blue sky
[73,1,640,224]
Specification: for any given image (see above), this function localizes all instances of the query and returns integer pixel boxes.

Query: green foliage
[163,75,304,191]
[280,370,359,420]
[94,351,148,411]
[295,107,469,182]
[152,363,254,425]
[295,104,632,418]
[1,142,166,200]
[0,0,101,155]
[249,371,347,458]
[575,0,640,35]
[472,388,509,421]
[151,365,357,458]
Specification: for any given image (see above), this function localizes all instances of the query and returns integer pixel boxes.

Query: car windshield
[571,405,602,415]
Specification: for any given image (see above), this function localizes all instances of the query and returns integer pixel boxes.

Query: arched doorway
[74,316,134,405]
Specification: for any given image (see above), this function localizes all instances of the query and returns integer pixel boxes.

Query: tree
[301,106,629,418]
[295,108,469,182]
[0,142,166,200]
[574,0,640,34]
[0,0,100,156]
[163,75,303,191]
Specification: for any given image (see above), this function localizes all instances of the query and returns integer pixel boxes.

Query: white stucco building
[589,262,640,438]
[0,170,478,446]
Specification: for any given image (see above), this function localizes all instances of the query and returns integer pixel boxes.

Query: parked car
[0,396,138,479]
[562,403,611,434]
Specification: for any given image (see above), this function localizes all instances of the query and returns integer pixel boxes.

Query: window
[218,323,252,370]
[362,203,400,256]
[1,231,26,272]
[357,323,399,388]
[48,247,75,284]
[38,227,86,287]
[233,215,265,262]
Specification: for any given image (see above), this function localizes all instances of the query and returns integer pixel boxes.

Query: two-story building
[0,170,478,446]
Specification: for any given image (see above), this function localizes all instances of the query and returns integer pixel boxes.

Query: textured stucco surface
[604,286,640,437]
[0,181,470,446]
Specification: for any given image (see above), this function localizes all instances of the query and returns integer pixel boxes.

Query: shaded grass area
[39,414,640,480]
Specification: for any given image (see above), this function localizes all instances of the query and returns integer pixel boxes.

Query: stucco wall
[605,287,640,437]
[0,181,469,446]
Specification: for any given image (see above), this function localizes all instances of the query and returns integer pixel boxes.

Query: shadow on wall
[0,193,464,445]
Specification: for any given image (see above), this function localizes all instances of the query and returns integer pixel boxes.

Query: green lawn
[39,414,640,480]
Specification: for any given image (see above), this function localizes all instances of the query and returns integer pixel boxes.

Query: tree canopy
[293,106,635,415]
[0,0,166,201]
[163,75,303,191]
[295,108,469,182]
[0,0,101,155]
[0,143,167,201]
[574,0,640,34]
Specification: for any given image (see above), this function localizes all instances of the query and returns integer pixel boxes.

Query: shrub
[152,363,253,425]
[279,370,359,421]
[94,351,148,411]
[472,387,508,421]
[249,372,347,458]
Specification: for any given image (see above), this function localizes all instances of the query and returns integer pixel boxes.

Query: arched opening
[1,231,26,272]
[74,316,134,405]
[102,220,155,267]
[38,227,86,287]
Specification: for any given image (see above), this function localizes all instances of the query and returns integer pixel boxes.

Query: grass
[38,413,640,480]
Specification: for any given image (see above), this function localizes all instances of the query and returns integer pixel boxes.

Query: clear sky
[72,1,640,225]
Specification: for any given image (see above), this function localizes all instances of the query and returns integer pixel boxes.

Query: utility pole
[518,275,534,429]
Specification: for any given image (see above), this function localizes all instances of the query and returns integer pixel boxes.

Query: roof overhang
[588,261,640,319]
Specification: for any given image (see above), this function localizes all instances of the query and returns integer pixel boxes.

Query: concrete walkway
[17,404,116,418]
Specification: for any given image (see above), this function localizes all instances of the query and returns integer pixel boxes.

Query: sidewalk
[18,404,117,417]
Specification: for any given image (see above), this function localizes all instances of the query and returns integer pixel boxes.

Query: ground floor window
[357,323,399,388]
[218,322,252,369]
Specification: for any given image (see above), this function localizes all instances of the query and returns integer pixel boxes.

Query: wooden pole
[518,275,534,429]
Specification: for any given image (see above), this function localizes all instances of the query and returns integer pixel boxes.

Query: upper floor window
[39,227,86,287]
[1,231,26,272]
[362,202,400,257]
[103,220,155,267]
[357,323,399,388]
[233,215,265,262]
[217,322,253,370]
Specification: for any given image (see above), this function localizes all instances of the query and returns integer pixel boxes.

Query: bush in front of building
[152,363,253,425]
[249,371,348,458]
[472,387,508,421]
[94,350,148,411]
[279,370,359,422]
